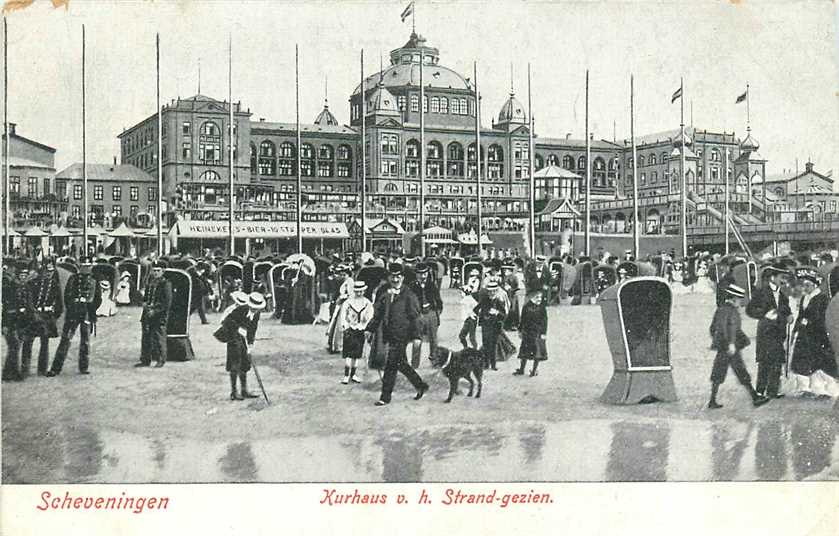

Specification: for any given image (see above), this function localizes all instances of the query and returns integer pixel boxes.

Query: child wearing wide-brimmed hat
[214,291,266,400]
[339,280,373,384]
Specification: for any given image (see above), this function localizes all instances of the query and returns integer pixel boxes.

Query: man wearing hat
[746,264,791,398]
[408,262,443,368]
[188,261,212,325]
[524,255,552,302]
[214,291,266,400]
[707,283,770,409]
[365,263,429,406]
[136,261,172,368]
[20,258,63,377]
[2,261,31,381]
[47,257,101,377]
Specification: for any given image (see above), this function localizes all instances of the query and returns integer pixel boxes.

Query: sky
[2,0,838,183]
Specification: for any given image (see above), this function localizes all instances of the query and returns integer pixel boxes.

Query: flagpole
[474,61,482,259]
[419,51,425,257]
[2,17,9,255]
[746,82,750,130]
[157,33,164,256]
[360,50,366,252]
[295,44,302,254]
[679,76,687,258]
[631,75,639,258]
[82,24,89,255]
[584,69,590,257]
[724,148,730,255]
[527,63,535,258]
[227,35,235,256]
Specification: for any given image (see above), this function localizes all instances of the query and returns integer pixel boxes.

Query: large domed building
[118,31,767,252]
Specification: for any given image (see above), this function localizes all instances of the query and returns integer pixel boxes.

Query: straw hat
[247,292,266,310]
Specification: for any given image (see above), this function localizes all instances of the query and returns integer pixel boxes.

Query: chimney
[112,156,117,170]
[8,122,16,135]
[566,133,571,140]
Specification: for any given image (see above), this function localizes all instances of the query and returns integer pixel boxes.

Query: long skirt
[495,330,517,362]
[325,300,345,353]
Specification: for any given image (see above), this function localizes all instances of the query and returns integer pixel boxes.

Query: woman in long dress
[787,268,839,399]
[115,272,132,305]
[326,266,353,354]
[96,280,117,317]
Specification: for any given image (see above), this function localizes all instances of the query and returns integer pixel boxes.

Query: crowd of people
[2,245,837,409]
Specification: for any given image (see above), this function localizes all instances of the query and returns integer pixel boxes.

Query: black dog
[430,346,483,403]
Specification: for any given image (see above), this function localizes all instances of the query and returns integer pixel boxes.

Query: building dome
[672,133,692,147]
[497,93,527,125]
[313,101,339,126]
[367,83,398,113]
[740,132,759,151]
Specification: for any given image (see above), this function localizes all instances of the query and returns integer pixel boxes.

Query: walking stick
[248,351,270,405]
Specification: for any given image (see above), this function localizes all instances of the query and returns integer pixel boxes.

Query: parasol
[107,222,137,237]
[284,253,316,276]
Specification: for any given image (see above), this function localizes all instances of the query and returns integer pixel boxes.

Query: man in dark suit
[47,257,101,376]
[366,263,429,406]
[746,265,791,398]
[136,261,172,368]
[408,262,443,369]
[21,258,63,377]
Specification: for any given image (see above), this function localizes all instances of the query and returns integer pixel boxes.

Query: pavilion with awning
[536,198,581,233]
[347,218,405,252]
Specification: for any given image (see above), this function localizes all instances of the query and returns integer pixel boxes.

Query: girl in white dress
[339,281,373,384]
[115,271,132,305]
[96,280,118,317]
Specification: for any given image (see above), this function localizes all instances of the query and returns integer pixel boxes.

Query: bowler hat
[762,264,789,278]
[388,262,405,276]
[415,262,430,274]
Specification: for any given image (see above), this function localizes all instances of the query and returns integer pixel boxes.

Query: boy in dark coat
[514,290,548,377]
[215,292,265,400]
[708,283,770,409]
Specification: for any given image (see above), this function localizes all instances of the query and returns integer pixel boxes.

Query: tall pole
[2,18,9,255]
[474,61,482,259]
[360,51,366,252]
[631,75,639,258]
[419,53,425,256]
[295,44,302,253]
[82,25,88,255]
[527,63,535,258]
[584,70,590,257]
[156,33,163,256]
[724,148,730,255]
[679,77,687,258]
[227,35,234,256]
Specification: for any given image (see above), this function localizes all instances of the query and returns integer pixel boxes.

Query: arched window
[384,183,398,192]
[547,154,559,167]
[405,139,420,178]
[427,141,443,177]
[609,158,618,171]
[199,121,222,163]
[661,152,669,163]
[439,97,448,114]
[593,157,606,187]
[300,143,315,177]
[488,144,504,179]
[318,144,334,177]
[258,141,276,175]
[249,143,257,173]
[277,142,295,176]
[336,145,352,178]
[651,171,658,184]
[577,155,586,169]
[410,95,419,112]
[337,144,352,160]
[534,154,544,170]
[467,143,485,178]
[447,142,464,177]
[638,155,645,167]
[710,148,721,162]
[649,154,657,165]
[199,170,221,182]
[430,96,440,113]
[562,155,574,169]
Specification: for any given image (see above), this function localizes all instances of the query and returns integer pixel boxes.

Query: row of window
[84,185,157,202]
[72,204,157,219]
[8,177,51,198]
[352,95,475,120]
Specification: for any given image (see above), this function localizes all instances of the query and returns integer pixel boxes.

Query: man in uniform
[47,257,101,376]
[408,262,443,369]
[2,261,29,381]
[366,263,429,406]
[745,265,791,399]
[21,257,63,377]
[136,261,172,367]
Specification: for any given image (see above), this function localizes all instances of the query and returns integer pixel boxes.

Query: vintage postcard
[1,0,838,534]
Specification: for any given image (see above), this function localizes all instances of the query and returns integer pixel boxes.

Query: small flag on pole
[671,86,682,103]
[735,88,748,104]
[400,1,414,22]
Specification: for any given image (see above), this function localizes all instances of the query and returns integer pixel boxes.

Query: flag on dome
[735,87,748,104]
[400,1,414,22]
[671,86,682,103]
